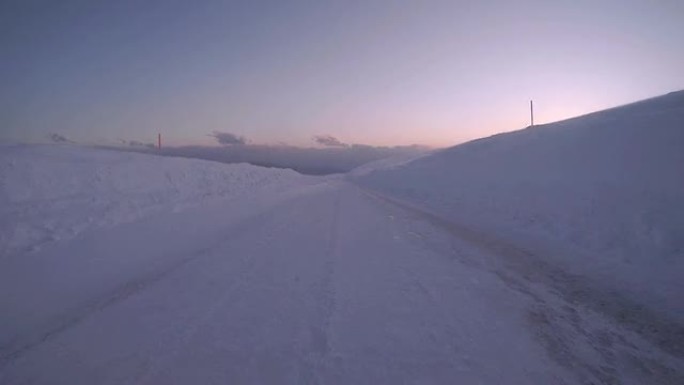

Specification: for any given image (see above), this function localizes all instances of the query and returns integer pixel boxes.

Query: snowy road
[1,181,681,384]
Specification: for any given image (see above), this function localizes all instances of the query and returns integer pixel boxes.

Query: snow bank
[0,144,313,255]
[356,91,684,320]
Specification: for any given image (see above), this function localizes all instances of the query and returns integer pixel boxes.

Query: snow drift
[0,144,314,256]
[355,90,684,320]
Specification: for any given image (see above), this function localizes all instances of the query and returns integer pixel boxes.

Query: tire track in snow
[128,196,312,384]
[0,246,212,367]
[359,185,684,384]
[359,186,683,356]
[296,188,342,384]
[131,186,342,385]
[355,187,470,360]
[131,245,267,385]
[0,199,294,369]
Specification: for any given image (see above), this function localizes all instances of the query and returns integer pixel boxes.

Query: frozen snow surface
[1,92,683,384]
[356,90,684,323]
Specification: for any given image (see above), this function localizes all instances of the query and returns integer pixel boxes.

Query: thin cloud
[211,131,246,145]
[313,135,347,147]
[49,133,69,143]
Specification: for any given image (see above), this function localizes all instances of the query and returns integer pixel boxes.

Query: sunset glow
[2,1,683,147]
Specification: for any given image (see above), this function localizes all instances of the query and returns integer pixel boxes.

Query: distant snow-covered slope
[356,90,684,320]
[348,150,433,176]
[0,145,314,256]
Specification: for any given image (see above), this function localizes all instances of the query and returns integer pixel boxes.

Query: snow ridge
[355,90,684,321]
[0,144,313,256]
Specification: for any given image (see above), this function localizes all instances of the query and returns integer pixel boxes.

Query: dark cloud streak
[313,135,347,147]
[211,131,246,145]
[49,133,69,143]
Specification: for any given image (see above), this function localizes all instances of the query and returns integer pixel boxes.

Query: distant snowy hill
[348,150,433,176]
[0,145,315,255]
[356,90,684,320]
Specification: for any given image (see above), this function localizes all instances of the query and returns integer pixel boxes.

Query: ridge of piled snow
[0,144,315,256]
[356,90,684,320]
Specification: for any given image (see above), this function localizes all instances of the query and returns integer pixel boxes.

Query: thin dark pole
[530,100,534,126]
[158,133,161,149]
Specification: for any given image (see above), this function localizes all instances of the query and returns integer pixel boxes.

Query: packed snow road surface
[1,180,681,384]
